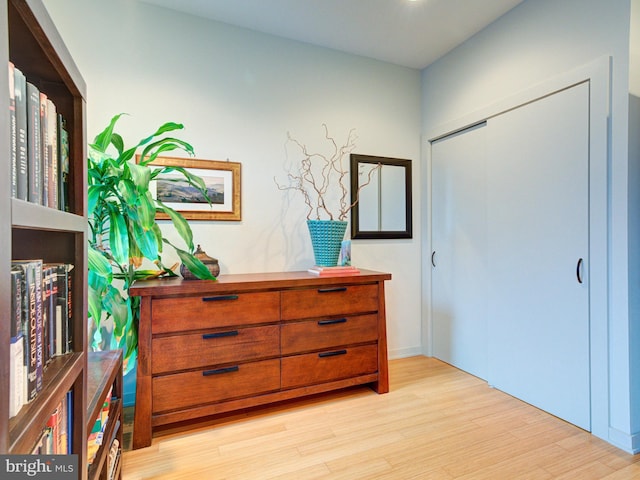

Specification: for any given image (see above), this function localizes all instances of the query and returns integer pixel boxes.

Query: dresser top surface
[129,269,392,297]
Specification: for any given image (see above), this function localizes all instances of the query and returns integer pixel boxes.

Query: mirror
[350,154,412,239]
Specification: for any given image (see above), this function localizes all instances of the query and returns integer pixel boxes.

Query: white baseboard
[388,346,423,360]
[608,427,640,454]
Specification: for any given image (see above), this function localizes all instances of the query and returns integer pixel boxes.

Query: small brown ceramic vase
[180,244,220,279]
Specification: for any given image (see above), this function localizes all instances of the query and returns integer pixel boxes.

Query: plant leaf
[87,185,103,217]
[127,160,151,191]
[157,200,194,251]
[92,113,126,152]
[88,246,113,281]
[132,222,159,260]
[137,191,157,230]
[108,206,129,265]
[166,239,217,280]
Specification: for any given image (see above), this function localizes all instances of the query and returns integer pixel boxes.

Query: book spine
[8,62,17,198]
[66,390,73,453]
[9,336,25,417]
[55,264,69,355]
[15,261,38,401]
[57,114,69,212]
[40,92,48,207]
[58,395,68,454]
[46,406,58,454]
[26,82,41,204]
[47,99,58,209]
[66,269,73,353]
[14,67,28,201]
[33,261,44,394]
[49,265,59,357]
[11,267,23,339]
[42,266,52,364]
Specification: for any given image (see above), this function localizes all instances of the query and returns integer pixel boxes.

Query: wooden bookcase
[0,0,90,477]
[87,351,123,480]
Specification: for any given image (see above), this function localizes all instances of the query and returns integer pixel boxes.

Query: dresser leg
[132,373,152,449]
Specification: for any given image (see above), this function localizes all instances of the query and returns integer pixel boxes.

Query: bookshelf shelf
[1,0,89,477]
[11,198,86,231]
[8,352,82,453]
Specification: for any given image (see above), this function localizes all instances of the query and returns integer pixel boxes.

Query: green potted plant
[87,114,215,374]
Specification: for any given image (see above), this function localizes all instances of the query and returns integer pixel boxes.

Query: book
[33,261,44,393]
[307,265,361,276]
[54,263,74,353]
[9,336,25,418]
[40,92,48,206]
[57,114,69,211]
[46,99,58,209]
[46,406,58,454]
[58,395,68,454]
[8,62,17,198]
[14,66,28,201]
[42,265,51,364]
[50,266,58,357]
[46,263,73,355]
[11,266,23,339]
[26,82,41,204]
[107,437,121,480]
[66,266,73,353]
[11,260,39,401]
[66,390,73,453]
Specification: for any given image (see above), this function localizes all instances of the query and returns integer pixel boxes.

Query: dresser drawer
[152,325,280,374]
[281,314,378,355]
[281,284,379,320]
[151,291,280,334]
[152,359,281,413]
[281,344,378,389]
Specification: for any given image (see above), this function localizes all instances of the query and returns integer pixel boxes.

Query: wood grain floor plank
[122,356,639,479]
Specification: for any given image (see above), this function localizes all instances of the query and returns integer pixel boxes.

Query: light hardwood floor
[122,356,640,479]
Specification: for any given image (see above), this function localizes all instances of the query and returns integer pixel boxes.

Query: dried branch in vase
[274,124,379,221]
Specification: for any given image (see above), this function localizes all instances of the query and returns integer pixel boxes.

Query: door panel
[431,123,488,380]
[486,82,590,430]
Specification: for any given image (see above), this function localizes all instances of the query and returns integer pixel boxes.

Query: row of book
[9,259,74,418]
[8,61,70,211]
[87,386,114,466]
[32,390,72,455]
[88,385,121,480]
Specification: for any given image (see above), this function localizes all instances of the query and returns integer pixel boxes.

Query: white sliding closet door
[431,123,488,380]
[486,82,590,430]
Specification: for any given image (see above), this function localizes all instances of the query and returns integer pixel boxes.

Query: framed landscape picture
[138,155,241,221]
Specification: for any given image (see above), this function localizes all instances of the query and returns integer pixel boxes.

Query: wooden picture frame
[137,155,241,221]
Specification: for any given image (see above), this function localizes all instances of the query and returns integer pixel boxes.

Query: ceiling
[140,0,524,70]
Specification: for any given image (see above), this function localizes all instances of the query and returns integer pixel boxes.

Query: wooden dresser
[129,270,391,449]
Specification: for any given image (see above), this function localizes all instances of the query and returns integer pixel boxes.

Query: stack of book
[7,61,70,211]
[10,260,74,418]
[307,265,361,276]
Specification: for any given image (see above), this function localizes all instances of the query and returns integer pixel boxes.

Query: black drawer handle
[317,287,347,293]
[202,294,239,302]
[202,330,239,339]
[318,349,347,358]
[318,318,347,326]
[202,365,239,376]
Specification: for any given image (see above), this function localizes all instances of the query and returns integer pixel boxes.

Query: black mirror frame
[350,154,412,239]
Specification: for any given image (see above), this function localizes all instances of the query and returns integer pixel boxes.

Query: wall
[42,0,423,359]
[421,0,637,452]
[629,0,640,440]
